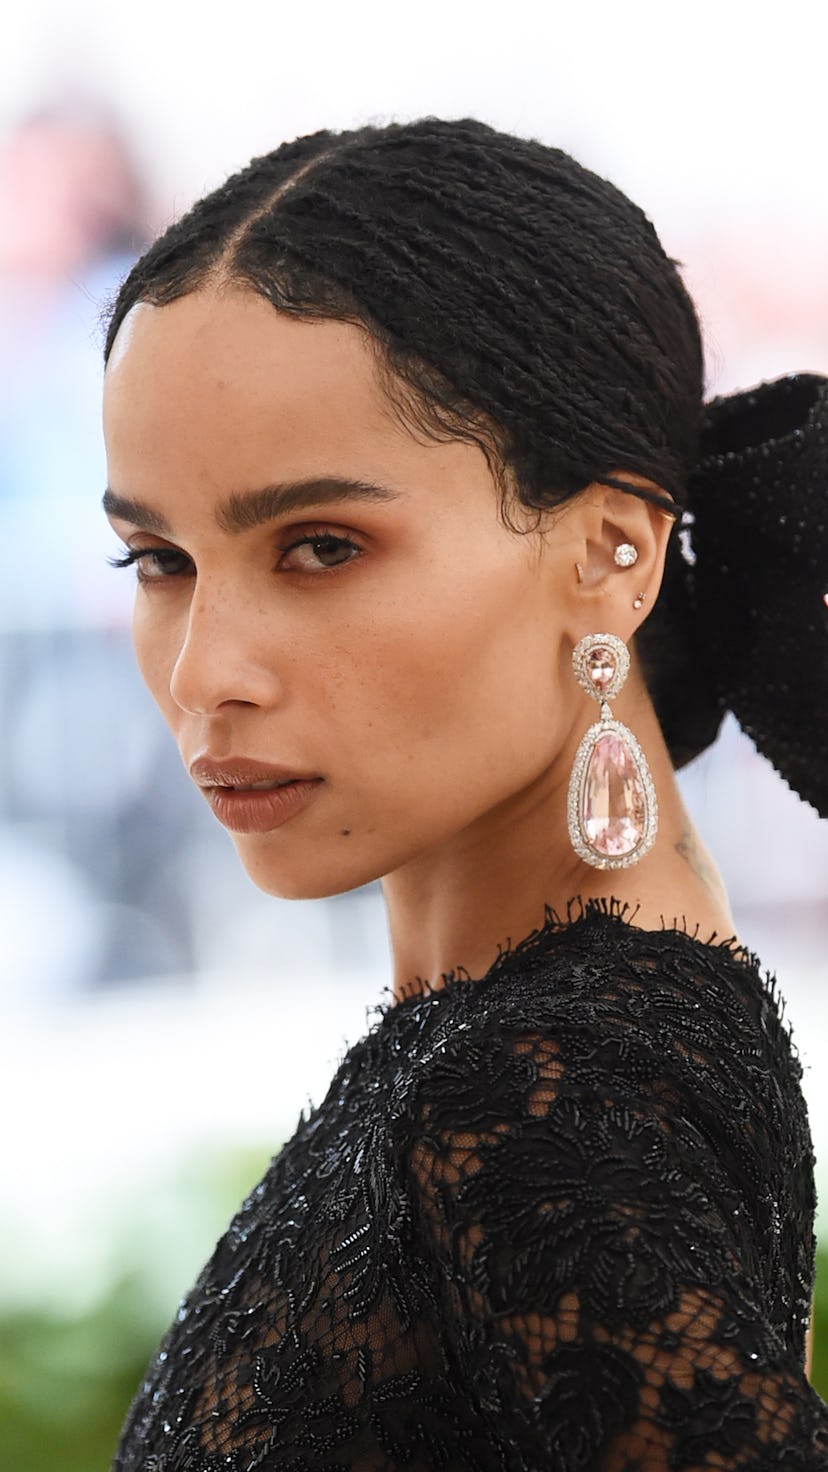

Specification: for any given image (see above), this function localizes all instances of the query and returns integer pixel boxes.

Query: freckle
[339,828,351,837]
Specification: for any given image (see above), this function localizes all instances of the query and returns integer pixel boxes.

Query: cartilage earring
[567,632,658,868]
[614,542,638,568]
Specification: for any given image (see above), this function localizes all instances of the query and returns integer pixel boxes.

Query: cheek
[228,584,566,898]
[132,598,180,718]
[321,585,562,800]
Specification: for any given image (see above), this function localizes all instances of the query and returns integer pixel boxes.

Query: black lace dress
[111,904,828,1469]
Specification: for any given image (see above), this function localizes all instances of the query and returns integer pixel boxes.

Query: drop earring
[567,632,658,868]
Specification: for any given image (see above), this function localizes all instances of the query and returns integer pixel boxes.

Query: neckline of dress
[390,894,768,1009]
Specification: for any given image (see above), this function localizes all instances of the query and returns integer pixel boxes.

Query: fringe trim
[385,895,798,1057]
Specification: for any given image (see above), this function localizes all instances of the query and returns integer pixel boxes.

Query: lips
[188,756,324,833]
[190,756,320,790]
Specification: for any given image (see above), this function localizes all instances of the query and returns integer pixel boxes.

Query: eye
[109,546,194,583]
[278,533,361,572]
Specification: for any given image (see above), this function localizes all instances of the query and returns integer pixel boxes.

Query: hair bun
[685,372,828,817]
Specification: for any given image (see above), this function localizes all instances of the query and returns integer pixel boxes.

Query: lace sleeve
[405,1016,828,1470]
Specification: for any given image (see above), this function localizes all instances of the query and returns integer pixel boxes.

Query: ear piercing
[575,545,644,608]
[614,543,644,607]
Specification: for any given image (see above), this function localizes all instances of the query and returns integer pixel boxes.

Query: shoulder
[381,906,816,1389]
[385,905,811,1210]
[392,903,799,1094]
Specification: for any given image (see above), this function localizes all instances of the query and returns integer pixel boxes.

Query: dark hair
[105,117,719,766]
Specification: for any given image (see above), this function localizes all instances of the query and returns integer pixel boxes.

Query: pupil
[315,537,347,565]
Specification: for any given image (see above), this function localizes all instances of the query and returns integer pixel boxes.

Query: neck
[381,685,734,999]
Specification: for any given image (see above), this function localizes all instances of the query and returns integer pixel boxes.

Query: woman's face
[103,288,576,898]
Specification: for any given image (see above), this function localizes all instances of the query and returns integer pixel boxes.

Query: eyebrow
[102,476,403,535]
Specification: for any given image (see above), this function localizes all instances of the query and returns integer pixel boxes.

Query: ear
[559,475,676,644]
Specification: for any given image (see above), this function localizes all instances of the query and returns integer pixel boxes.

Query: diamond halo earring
[566,632,658,869]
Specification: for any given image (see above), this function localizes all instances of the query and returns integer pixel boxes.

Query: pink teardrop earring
[567,632,658,868]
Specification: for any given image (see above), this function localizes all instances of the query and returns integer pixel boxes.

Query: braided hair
[105,117,717,767]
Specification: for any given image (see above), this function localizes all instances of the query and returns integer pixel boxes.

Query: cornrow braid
[104,117,715,767]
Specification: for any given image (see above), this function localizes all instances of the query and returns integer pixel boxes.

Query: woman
[102,119,828,1468]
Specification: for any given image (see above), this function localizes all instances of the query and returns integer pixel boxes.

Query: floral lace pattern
[112,904,828,1469]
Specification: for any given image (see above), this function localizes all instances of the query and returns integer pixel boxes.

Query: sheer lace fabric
[112,905,828,1469]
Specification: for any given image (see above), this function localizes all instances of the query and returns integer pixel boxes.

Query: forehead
[102,288,506,532]
[103,289,405,483]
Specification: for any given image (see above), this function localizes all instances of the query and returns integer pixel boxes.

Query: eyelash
[109,531,362,582]
[109,547,193,581]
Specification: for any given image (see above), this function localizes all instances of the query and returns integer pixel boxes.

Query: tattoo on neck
[675,829,719,897]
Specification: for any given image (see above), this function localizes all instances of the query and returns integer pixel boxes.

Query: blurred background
[1,2,827,1466]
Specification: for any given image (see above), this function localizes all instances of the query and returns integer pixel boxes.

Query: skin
[103,284,736,997]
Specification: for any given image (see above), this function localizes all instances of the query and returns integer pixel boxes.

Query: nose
[168,582,283,715]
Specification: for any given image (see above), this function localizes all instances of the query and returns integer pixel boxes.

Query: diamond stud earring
[567,632,658,869]
[613,542,639,568]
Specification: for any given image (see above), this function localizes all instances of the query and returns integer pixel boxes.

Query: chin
[231,835,387,901]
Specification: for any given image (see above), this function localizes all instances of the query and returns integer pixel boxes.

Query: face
[103,288,576,899]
